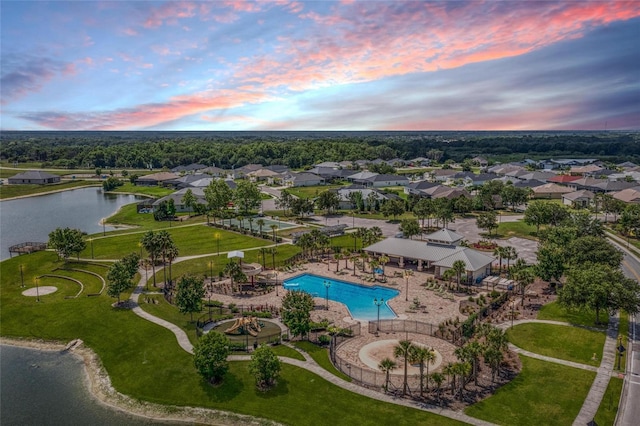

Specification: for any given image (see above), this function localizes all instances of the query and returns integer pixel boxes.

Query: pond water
[0,187,142,260]
[0,345,164,425]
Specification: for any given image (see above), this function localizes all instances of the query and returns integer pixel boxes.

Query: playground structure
[224,316,263,337]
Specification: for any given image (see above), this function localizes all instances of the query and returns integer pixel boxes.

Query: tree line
[2,131,638,169]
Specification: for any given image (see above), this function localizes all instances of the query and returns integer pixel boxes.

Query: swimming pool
[283,273,399,321]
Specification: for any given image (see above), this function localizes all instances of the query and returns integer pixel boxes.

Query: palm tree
[334,249,343,272]
[156,230,173,287]
[378,357,397,393]
[454,362,472,400]
[429,372,445,402]
[442,362,456,395]
[456,342,483,386]
[394,339,414,396]
[493,246,507,275]
[503,246,518,275]
[359,252,369,273]
[270,247,277,270]
[166,243,179,287]
[270,224,278,243]
[370,259,379,279]
[379,254,389,277]
[451,260,466,292]
[442,269,455,291]
[409,346,436,396]
[483,346,503,383]
[256,218,265,236]
[141,230,160,287]
[512,260,535,307]
[247,216,254,234]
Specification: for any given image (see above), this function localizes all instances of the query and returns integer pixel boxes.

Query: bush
[318,334,331,345]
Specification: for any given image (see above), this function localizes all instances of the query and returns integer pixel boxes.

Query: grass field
[537,302,609,327]
[507,323,605,366]
[1,252,465,426]
[293,340,352,382]
[465,355,595,426]
[0,180,98,199]
[286,184,345,199]
[109,182,174,198]
[594,377,623,426]
[495,220,538,240]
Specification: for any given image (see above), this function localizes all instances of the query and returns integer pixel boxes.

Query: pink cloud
[143,1,198,28]
[1,57,76,103]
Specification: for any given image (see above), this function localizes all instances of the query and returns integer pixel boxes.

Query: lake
[0,187,142,260]
[0,344,163,425]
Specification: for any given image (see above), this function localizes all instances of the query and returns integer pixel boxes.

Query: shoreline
[0,337,279,426]
[0,183,102,202]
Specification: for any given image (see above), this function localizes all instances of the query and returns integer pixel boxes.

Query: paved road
[606,233,640,426]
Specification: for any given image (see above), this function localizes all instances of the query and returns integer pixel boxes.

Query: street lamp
[617,337,626,370]
[19,264,24,288]
[35,277,40,302]
[102,220,106,236]
[209,261,214,283]
[511,301,516,329]
[137,242,142,259]
[374,297,384,332]
[275,271,279,296]
[324,280,331,310]
[214,233,220,257]
[208,284,212,321]
[404,270,411,301]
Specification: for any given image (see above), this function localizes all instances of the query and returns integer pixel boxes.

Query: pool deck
[207,259,471,332]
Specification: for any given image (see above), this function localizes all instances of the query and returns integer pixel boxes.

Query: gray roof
[287,172,323,182]
[366,174,409,182]
[153,187,206,206]
[9,170,59,180]
[364,238,493,271]
[432,247,495,271]
[562,190,594,201]
[424,228,463,243]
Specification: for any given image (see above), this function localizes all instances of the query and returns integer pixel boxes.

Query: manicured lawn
[157,244,301,283]
[109,182,174,198]
[138,294,200,345]
[286,184,345,199]
[0,180,98,199]
[507,323,605,366]
[1,252,464,426]
[594,377,623,426]
[495,220,538,240]
[82,225,272,259]
[465,355,595,426]
[270,344,306,361]
[293,340,352,382]
[538,301,608,328]
[330,234,363,252]
[103,203,205,231]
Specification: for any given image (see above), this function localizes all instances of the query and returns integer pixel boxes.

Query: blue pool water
[283,273,399,320]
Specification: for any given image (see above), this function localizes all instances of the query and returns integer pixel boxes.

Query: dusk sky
[1,1,639,131]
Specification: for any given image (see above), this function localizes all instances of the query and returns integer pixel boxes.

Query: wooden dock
[8,242,47,257]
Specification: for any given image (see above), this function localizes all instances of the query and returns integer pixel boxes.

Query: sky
[1,0,639,131]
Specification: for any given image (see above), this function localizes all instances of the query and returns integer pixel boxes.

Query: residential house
[430,169,458,182]
[363,174,409,188]
[228,164,263,179]
[562,190,594,208]
[200,166,227,177]
[516,171,557,182]
[247,168,283,184]
[547,175,582,185]
[531,183,573,199]
[8,170,61,184]
[171,163,207,174]
[314,161,341,169]
[404,180,440,196]
[612,187,640,204]
[348,171,379,185]
[152,187,206,212]
[471,156,489,167]
[334,187,390,210]
[135,172,179,186]
[408,157,431,167]
[569,165,603,176]
[284,172,325,187]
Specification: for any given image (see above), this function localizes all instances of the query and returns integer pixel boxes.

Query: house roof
[532,183,574,194]
[592,180,637,192]
[314,161,341,168]
[432,247,495,271]
[570,165,603,174]
[287,172,323,182]
[618,161,638,169]
[9,170,59,180]
[136,172,179,182]
[562,190,595,201]
[364,238,493,271]
[548,175,581,184]
[349,171,378,180]
[612,187,640,203]
[152,187,206,205]
[248,168,281,178]
[171,163,207,173]
[201,166,226,175]
[424,228,463,244]
[366,174,409,182]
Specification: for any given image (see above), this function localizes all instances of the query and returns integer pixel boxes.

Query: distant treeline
[0,131,638,169]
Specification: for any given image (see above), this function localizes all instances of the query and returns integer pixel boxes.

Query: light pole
[324,280,331,310]
[35,277,40,302]
[617,337,626,370]
[374,297,384,332]
[275,271,279,296]
[511,301,516,329]
[137,242,142,259]
[404,270,411,301]
[102,220,106,236]
[20,264,24,288]
[208,284,212,321]
[209,261,214,283]
[90,239,94,259]
[214,233,220,257]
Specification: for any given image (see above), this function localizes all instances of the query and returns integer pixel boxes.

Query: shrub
[318,334,331,345]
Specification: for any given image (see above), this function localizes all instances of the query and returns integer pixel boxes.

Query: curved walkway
[128,266,494,426]
[497,317,619,425]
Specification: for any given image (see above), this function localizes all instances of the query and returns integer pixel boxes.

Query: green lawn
[507,323,605,366]
[1,252,464,426]
[330,234,363,252]
[109,182,174,198]
[594,377,623,426]
[293,340,352,382]
[270,344,306,361]
[83,225,272,260]
[538,302,608,328]
[465,355,595,426]
[0,181,98,199]
[104,203,206,231]
[286,184,345,199]
[495,220,538,240]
